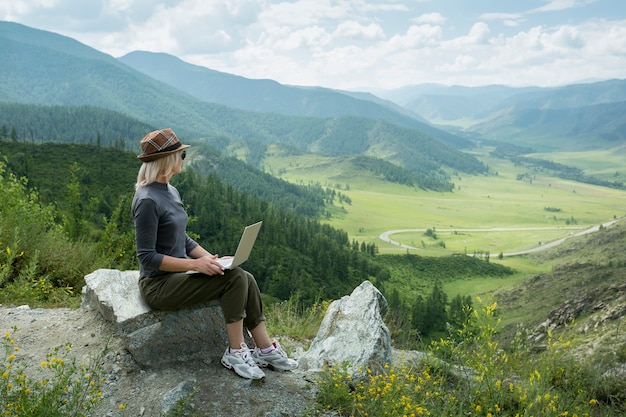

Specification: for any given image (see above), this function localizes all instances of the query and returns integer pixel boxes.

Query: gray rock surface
[81,269,240,367]
[298,280,392,375]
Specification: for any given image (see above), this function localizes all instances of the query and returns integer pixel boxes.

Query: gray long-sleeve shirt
[132,182,199,277]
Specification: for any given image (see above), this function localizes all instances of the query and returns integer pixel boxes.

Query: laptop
[217,221,263,270]
[187,221,262,274]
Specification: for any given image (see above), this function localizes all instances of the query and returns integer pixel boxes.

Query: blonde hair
[135,153,179,189]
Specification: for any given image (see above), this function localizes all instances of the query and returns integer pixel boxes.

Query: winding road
[379,218,623,257]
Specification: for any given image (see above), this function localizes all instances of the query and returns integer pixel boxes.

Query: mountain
[379,80,626,151]
[0,21,221,138]
[495,79,626,111]
[0,20,486,181]
[378,84,541,121]
[118,51,470,149]
[470,100,626,151]
[118,52,413,120]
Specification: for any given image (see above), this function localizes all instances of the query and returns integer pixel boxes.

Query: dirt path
[379,217,623,256]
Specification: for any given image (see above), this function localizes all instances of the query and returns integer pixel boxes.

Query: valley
[265,145,626,260]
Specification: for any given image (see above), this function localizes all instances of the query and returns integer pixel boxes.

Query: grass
[264,146,626,259]
[530,145,626,183]
[263,293,329,342]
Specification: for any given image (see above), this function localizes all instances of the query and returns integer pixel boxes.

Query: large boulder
[81,269,235,368]
[298,280,392,375]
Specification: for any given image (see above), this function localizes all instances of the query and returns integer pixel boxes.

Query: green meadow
[531,144,626,183]
[264,144,626,332]
[265,147,626,260]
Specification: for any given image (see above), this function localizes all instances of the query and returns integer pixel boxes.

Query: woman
[132,128,297,380]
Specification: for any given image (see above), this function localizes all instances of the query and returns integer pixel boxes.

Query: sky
[2,0,626,91]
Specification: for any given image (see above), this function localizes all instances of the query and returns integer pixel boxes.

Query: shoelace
[238,343,257,367]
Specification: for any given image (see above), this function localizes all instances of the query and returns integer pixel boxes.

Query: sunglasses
[180,150,186,160]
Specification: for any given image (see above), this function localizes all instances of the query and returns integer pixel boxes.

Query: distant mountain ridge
[118,51,410,119]
[471,100,626,151]
[380,80,626,151]
[118,51,469,148]
[4,18,623,177]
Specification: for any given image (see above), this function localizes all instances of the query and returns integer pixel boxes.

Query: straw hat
[137,128,190,162]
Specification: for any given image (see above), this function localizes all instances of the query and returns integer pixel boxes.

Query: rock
[298,280,391,376]
[392,347,428,368]
[603,363,626,379]
[161,379,196,415]
[81,269,151,330]
[81,269,239,368]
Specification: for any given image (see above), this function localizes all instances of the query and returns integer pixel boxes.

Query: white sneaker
[252,341,298,371]
[221,342,266,380]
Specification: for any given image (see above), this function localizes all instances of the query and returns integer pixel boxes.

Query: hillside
[118,50,472,149]
[380,83,541,121]
[0,20,483,180]
[0,102,153,150]
[495,220,626,365]
[471,100,626,151]
[117,51,419,122]
[0,139,388,305]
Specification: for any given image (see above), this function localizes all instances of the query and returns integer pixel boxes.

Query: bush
[0,162,104,306]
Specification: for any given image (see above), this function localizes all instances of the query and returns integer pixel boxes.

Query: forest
[0,101,487,190]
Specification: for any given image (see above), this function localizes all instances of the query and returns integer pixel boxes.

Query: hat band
[149,141,182,155]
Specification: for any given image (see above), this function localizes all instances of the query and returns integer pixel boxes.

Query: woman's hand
[158,246,224,275]
[191,254,224,276]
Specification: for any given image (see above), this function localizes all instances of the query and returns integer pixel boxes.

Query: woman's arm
[158,246,224,275]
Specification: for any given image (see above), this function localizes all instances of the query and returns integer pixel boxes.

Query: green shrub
[0,162,104,306]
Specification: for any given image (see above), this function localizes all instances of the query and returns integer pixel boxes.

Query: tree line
[0,102,153,151]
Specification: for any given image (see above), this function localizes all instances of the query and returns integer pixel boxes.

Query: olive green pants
[138,267,265,330]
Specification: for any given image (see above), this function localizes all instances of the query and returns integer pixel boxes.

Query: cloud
[1,0,624,89]
[440,54,477,72]
[480,12,525,27]
[360,1,411,13]
[334,20,385,40]
[413,12,446,25]
[257,0,348,28]
[552,25,585,49]
[268,25,331,51]
[528,0,598,14]
[387,24,441,50]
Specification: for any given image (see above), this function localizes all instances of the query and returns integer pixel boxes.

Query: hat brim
[137,144,190,162]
